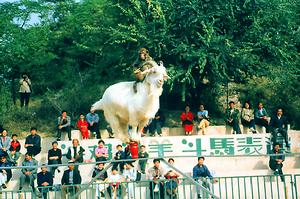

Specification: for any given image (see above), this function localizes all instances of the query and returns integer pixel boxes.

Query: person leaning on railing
[92,162,108,198]
[193,156,218,199]
[37,164,53,199]
[269,143,285,182]
[61,162,82,199]
[147,158,165,199]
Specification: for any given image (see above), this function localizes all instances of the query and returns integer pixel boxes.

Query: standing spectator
[86,110,101,139]
[107,168,124,199]
[19,153,38,193]
[148,109,165,136]
[123,162,137,199]
[77,114,89,139]
[193,157,217,199]
[254,102,270,133]
[138,145,149,174]
[112,145,126,173]
[270,108,290,149]
[197,104,210,135]
[19,73,31,108]
[48,141,62,177]
[225,101,241,134]
[269,143,285,182]
[180,105,194,135]
[8,134,21,166]
[147,159,165,199]
[164,158,180,198]
[95,140,108,162]
[66,139,85,170]
[25,127,41,156]
[0,156,12,189]
[61,162,82,199]
[0,129,11,157]
[57,110,72,141]
[92,163,108,198]
[241,102,256,133]
[37,164,53,199]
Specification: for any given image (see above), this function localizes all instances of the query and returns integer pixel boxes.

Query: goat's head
[142,61,169,89]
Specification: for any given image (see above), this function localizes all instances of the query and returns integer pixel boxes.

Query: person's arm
[58,149,62,161]
[48,172,54,186]
[77,171,82,184]
[284,117,288,130]
[86,114,92,125]
[180,113,186,122]
[205,166,213,178]
[192,166,198,179]
[31,160,38,175]
[57,117,61,126]
[66,148,71,160]
[94,114,99,123]
[254,109,259,119]
[36,136,41,147]
[37,173,42,187]
[61,116,71,128]
[92,170,96,178]
[16,143,21,152]
[61,171,67,185]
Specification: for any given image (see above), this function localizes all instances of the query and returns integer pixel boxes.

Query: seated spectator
[148,109,165,136]
[193,157,217,199]
[86,110,101,139]
[0,156,12,189]
[48,141,62,177]
[25,127,41,156]
[37,164,53,199]
[92,162,108,198]
[123,162,137,199]
[270,108,290,149]
[241,101,256,133]
[19,153,38,194]
[225,101,241,134]
[138,145,149,174]
[95,140,108,162]
[254,102,270,133]
[77,114,89,139]
[61,162,82,199]
[269,143,285,182]
[197,104,210,135]
[0,129,11,157]
[164,158,180,198]
[112,145,126,173]
[147,159,165,199]
[180,105,194,135]
[66,139,85,170]
[107,168,123,199]
[8,134,21,166]
[57,110,72,141]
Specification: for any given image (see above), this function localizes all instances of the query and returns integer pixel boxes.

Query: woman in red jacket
[77,114,89,139]
[180,105,194,135]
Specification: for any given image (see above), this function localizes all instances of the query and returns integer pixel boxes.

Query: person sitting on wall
[66,139,85,171]
[180,105,194,135]
[24,127,41,156]
[8,134,21,166]
[48,141,62,177]
[241,101,256,133]
[147,159,165,199]
[57,110,72,141]
[197,104,210,135]
[86,110,101,139]
[61,162,82,199]
[95,140,109,162]
[0,156,12,189]
[148,109,165,136]
[254,102,270,133]
[225,101,241,134]
[92,162,108,198]
[77,114,89,139]
[269,143,285,182]
[0,129,11,158]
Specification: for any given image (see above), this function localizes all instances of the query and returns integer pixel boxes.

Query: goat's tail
[91,99,103,111]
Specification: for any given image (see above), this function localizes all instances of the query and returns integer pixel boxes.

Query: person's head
[97,163,105,169]
[185,105,190,113]
[273,143,281,152]
[229,101,235,109]
[30,127,37,136]
[0,156,7,163]
[25,153,33,161]
[140,145,146,152]
[2,129,8,137]
[72,139,79,147]
[197,156,205,166]
[79,114,85,120]
[116,144,123,151]
[111,168,118,175]
[52,141,58,149]
[153,159,161,168]
[139,48,148,60]
[277,108,283,117]
[258,102,263,109]
[243,101,251,109]
[12,134,18,141]
[199,104,205,111]
[41,164,48,173]
[90,109,95,114]
[168,158,174,165]
[61,110,67,117]
[22,73,28,79]
[68,162,75,171]
[98,140,105,148]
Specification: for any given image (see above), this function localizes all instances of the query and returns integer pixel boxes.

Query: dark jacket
[25,134,41,148]
[37,171,53,188]
[270,115,288,130]
[225,108,239,123]
[61,169,82,185]
[92,168,108,181]
[114,150,126,160]
[66,146,85,163]
[254,108,268,119]
[192,164,213,179]
[269,149,285,168]
[0,161,12,182]
[48,148,62,164]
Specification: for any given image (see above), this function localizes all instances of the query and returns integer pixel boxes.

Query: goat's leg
[104,112,129,143]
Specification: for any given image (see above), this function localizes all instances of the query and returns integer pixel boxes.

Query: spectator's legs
[232,119,241,134]
[20,93,25,108]
[139,160,146,174]
[279,129,289,148]
[149,182,155,199]
[127,182,134,198]
[61,185,67,199]
[57,128,62,141]
[28,175,35,192]
[66,126,72,141]
[24,93,30,107]
[159,182,165,199]
[49,160,59,177]
[271,128,279,146]
[19,174,27,190]
[156,121,162,135]
[107,186,113,198]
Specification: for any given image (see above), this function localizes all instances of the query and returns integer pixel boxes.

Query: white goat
[91,61,169,143]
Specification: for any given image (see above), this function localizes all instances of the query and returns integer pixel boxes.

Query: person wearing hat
[48,141,62,177]
[0,155,12,189]
[123,162,137,199]
[132,48,153,93]
[37,164,53,199]
[61,162,82,199]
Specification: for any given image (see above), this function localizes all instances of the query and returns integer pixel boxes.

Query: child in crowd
[8,134,21,166]
[107,168,123,199]
[113,145,126,173]
[164,158,180,197]
[92,163,108,198]
[95,140,109,162]
[77,114,89,139]
[138,145,149,174]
